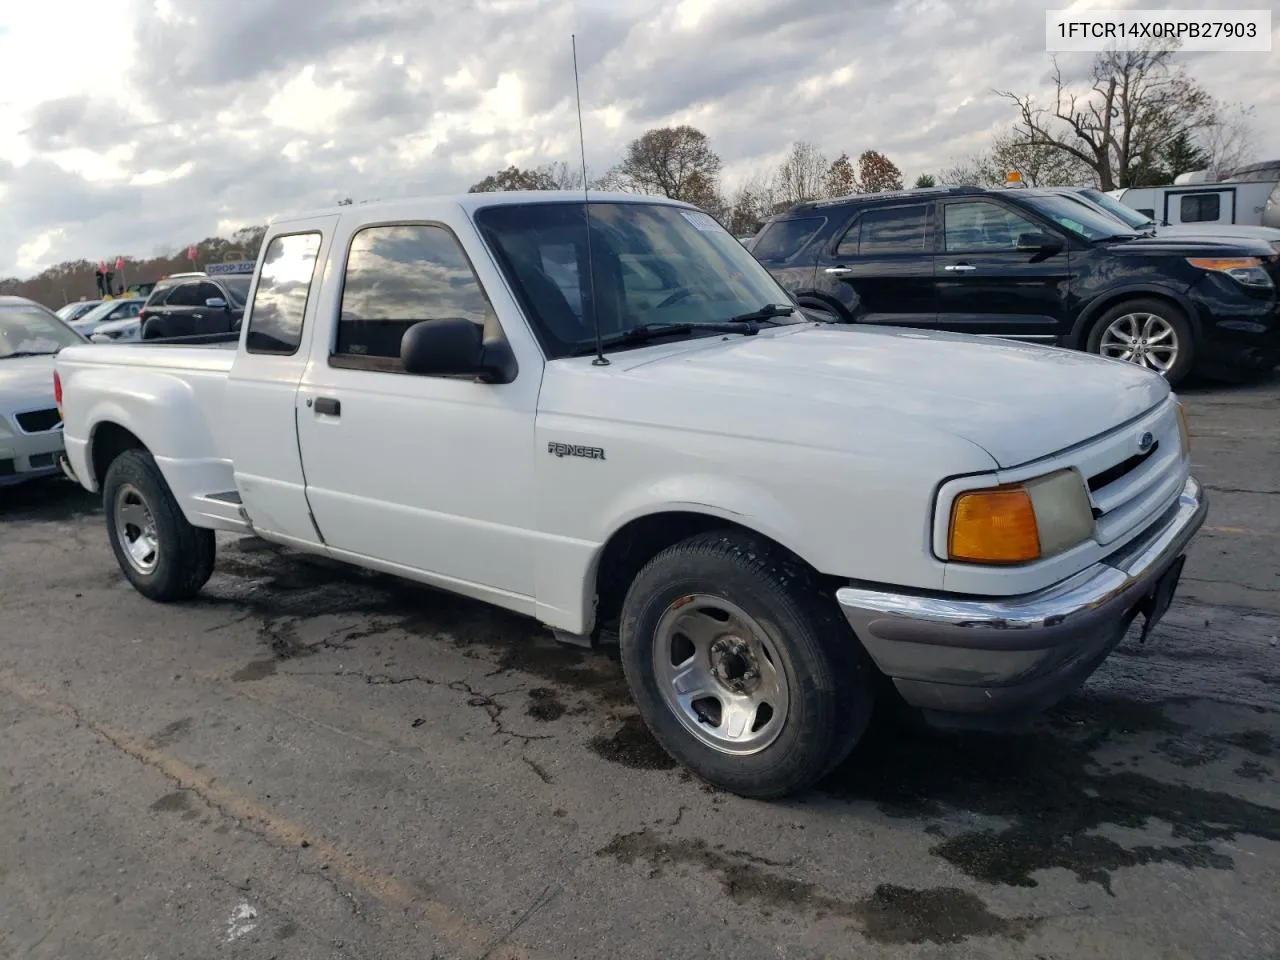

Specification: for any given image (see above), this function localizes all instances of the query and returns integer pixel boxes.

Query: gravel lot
[1,374,1277,960]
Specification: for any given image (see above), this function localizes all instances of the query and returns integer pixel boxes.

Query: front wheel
[1086,298,1195,386]
[103,449,216,602]
[618,531,875,799]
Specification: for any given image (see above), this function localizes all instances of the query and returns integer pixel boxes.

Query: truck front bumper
[836,476,1207,722]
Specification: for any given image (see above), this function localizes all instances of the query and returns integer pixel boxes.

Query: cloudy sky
[0,0,1276,279]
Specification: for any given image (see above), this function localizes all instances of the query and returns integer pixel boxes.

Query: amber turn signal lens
[949,486,1041,564]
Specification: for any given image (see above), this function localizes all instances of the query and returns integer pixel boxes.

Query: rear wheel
[103,449,216,601]
[618,530,875,799]
[1086,298,1194,386]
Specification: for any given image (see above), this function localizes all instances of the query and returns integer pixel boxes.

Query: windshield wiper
[568,321,761,357]
[725,303,795,325]
[2,350,57,359]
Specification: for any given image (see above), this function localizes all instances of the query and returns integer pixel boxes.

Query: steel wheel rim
[651,594,789,756]
[114,483,159,575]
[1099,312,1179,375]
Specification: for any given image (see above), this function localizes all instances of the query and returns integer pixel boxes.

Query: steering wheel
[656,288,696,309]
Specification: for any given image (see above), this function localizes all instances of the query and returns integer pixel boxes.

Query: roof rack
[792,185,982,212]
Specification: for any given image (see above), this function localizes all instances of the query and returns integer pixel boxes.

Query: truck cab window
[246,232,322,355]
[333,224,497,372]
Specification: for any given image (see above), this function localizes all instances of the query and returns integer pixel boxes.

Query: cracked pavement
[1,373,1278,959]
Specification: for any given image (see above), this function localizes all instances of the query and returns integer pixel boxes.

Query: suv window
[943,201,1040,252]
[164,282,205,307]
[334,223,495,371]
[246,232,322,355]
[1180,193,1221,223]
[751,217,824,260]
[837,204,929,256]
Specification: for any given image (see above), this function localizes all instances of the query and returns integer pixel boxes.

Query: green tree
[913,173,936,188]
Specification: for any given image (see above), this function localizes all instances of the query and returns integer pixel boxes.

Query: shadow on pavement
[0,476,100,523]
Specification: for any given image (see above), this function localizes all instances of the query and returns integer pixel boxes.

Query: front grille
[1087,442,1158,492]
[15,408,61,433]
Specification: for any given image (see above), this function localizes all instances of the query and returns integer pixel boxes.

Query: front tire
[103,449,216,601]
[618,530,875,799]
[1086,298,1195,386]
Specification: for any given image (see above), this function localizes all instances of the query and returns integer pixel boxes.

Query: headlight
[948,468,1095,565]
[1175,400,1191,457]
[1186,256,1274,289]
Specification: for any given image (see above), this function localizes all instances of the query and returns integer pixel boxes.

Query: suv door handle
[313,397,341,416]
[943,264,976,272]
[824,267,854,276]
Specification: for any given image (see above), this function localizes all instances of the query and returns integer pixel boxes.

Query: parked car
[56,191,1207,798]
[68,297,145,338]
[752,185,1280,385]
[56,299,104,323]
[138,272,251,340]
[1040,185,1280,248]
[1,295,87,487]
[88,314,144,343]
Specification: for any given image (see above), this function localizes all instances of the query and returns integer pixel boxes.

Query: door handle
[313,397,341,416]
[943,264,976,272]
[824,267,854,276]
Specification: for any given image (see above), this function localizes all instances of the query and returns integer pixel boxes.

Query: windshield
[1021,193,1142,241]
[223,276,251,306]
[473,201,801,359]
[1075,189,1154,229]
[0,303,86,358]
[74,299,130,325]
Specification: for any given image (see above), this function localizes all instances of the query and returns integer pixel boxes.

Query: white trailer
[1109,176,1280,229]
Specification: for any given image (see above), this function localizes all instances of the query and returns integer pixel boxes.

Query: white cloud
[0,0,1276,280]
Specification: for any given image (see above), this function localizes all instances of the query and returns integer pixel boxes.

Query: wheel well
[1073,291,1194,349]
[591,511,828,632]
[90,423,146,487]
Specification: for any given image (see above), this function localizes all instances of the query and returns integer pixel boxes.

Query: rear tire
[618,530,875,799]
[1085,298,1195,386]
[103,449,216,602]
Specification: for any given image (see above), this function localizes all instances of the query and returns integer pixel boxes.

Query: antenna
[572,33,607,366]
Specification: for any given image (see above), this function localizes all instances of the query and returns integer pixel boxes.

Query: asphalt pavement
[1,374,1277,960]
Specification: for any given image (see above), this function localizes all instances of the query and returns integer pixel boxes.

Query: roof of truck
[268,190,693,226]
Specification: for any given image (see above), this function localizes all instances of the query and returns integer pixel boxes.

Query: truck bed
[56,342,242,528]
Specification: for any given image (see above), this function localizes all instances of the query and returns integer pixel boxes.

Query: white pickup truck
[55,191,1207,799]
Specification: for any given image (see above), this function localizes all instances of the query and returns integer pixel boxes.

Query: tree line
[3,44,1256,307]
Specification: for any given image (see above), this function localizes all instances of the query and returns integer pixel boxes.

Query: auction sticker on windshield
[680,210,721,232]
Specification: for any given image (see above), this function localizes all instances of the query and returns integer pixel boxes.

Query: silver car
[1,296,87,488]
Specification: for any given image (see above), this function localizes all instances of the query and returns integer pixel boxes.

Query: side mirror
[1015,232,1063,254]
[205,297,228,309]
[400,318,517,383]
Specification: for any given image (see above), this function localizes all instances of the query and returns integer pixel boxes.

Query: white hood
[0,354,57,409]
[604,324,1169,468]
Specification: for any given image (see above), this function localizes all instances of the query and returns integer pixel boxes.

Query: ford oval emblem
[1138,431,1155,453]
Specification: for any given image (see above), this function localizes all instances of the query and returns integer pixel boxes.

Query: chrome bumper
[836,476,1207,717]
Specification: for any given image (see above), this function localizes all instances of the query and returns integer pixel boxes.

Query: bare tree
[773,141,830,206]
[468,165,561,192]
[858,150,903,192]
[724,173,781,235]
[1199,102,1257,180]
[616,125,723,208]
[998,46,1216,191]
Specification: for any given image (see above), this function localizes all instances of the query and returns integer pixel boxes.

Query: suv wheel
[1086,298,1194,386]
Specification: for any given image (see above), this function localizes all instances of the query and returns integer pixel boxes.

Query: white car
[1,296,86,487]
[55,191,1207,798]
[69,297,145,338]
[88,314,145,343]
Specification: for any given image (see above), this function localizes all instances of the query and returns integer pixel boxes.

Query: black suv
[752,185,1280,385]
[139,273,250,340]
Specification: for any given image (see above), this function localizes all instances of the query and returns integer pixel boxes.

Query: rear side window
[164,283,204,307]
[750,217,824,260]
[246,232,322,355]
[144,286,172,308]
[1180,193,1221,223]
[333,223,495,372]
[839,204,929,256]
